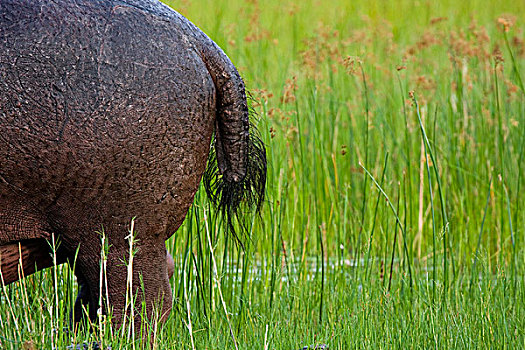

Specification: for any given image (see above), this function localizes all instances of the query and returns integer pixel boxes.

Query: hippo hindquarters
[0,0,266,333]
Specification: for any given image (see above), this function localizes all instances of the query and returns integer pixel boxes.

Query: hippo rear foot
[71,272,98,327]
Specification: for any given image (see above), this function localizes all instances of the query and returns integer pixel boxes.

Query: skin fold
[0,0,265,329]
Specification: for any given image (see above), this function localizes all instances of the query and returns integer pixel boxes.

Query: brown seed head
[269,127,276,139]
[497,16,515,32]
[280,77,297,104]
[343,56,362,75]
[492,46,504,66]
[430,17,448,25]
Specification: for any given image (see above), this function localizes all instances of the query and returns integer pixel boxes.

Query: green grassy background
[1,0,524,348]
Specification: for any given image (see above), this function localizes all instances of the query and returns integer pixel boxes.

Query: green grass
[1,0,525,348]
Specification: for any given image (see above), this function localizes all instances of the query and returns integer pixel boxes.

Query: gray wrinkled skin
[0,0,264,328]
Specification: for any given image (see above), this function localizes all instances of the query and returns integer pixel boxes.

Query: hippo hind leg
[74,238,173,331]
[0,239,69,285]
[71,249,174,331]
[71,271,98,327]
[0,190,63,284]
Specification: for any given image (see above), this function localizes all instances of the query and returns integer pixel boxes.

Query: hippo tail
[199,40,267,246]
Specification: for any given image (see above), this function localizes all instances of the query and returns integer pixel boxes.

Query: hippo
[0,0,265,329]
